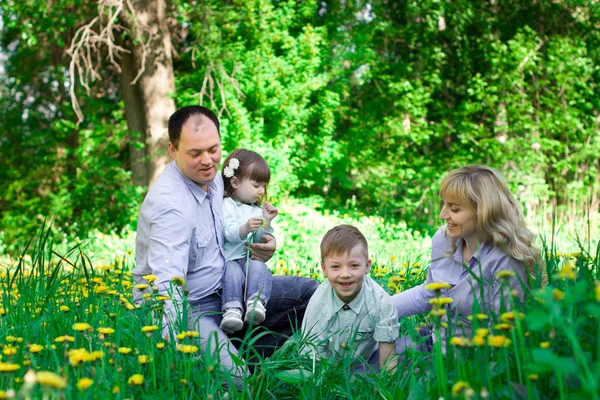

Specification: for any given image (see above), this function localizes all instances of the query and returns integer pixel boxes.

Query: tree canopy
[1,0,598,245]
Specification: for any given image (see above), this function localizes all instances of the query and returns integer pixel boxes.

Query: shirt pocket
[193,231,212,269]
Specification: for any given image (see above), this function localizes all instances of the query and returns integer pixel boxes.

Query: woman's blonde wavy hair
[440,165,541,277]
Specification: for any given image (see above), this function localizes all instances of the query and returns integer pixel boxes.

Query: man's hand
[262,201,278,221]
[249,234,276,262]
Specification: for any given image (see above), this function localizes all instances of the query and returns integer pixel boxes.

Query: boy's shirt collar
[331,279,367,315]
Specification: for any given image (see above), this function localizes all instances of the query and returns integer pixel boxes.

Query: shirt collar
[171,161,215,204]
[331,280,366,314]
[453,237,493,264]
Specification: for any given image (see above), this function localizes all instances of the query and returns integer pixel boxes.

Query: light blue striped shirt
[133,162,226,312]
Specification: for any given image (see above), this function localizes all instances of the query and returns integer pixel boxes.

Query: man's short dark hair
[168,106,220,149]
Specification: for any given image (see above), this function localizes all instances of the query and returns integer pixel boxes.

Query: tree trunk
[127,0,176,186]
[121,49,149,186]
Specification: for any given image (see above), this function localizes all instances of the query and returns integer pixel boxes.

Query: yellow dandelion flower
[475,328,489,337]
[29,344,44,353]
[552,288,565,301]
[141,325,159,333]
[558,264,577,280]
[3,346,17,356]
[128,374,144,385]
[134,284,149,291]
[487,335,511,347]
[0,363,20,372]
[118,347,132,354]
[5,336,20,343]
[494,323,513,331]
[73,322,92,332]
[389,255,397,262]
[54,335,75,344]
[180,378,188,386]
[171,276,186,286]
[500,311,524,322]
[77,377,94,391]
[467,313,488,321]
[59,305,70,312]
[176,344,199,354]
[156,342,165,350]
[156,295,171,301]
[138,355,150,364]
[36,371,67,389]
[528,374,539,381]
[98,327,115,335]
[112,385,120,393]
[539,341,550,349]
[430,308,447,318]
[450,337,469,347]
[452,381,471,397]
[424,282,451,291]
[429,297,454,305]
[142,274,158,283]
[496,270,515,279]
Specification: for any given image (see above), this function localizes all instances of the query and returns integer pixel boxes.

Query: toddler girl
[220,149,278,334]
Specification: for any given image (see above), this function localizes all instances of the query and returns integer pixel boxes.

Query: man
[133,105,318,376]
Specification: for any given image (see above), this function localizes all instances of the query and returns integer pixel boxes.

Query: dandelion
[138,355,150,364]
[389,255,397,262]
[176,344,199,354]
[558,264,577,280]
[128,374,144,385]
[450,337,469,347]
[156,295,171,301]
[472,335,486,346]
[141,325,159,333]
[528,374,539,381]
[494,323,513,331]
[452,381,474,397]
[134,284,149,290]
[467,313,488,321]
[0,363,20,372]
[430,309,447,318]
[429,297,454,306]
[500,311,523,322]
[487,335,511,347]
[3,346,17,356]
[176,331,199,340]
[142,274,158,283]
[118,347,132,354]
[97,327,115,335]
[171,276,186,286]
[156,343,165,350]
[29,344,43,353]
[425,282,451,291]
[496,270,515,279]
[552,288,565,301]
[36,371,67,389]
[539,341,550,349]
[73,322,92,332]
[77,377,94,391]
[475,328,489,337]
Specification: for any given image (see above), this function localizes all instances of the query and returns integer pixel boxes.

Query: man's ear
[365,259,372,274]
[168,142,177,159]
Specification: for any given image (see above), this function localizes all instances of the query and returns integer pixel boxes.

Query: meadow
[0,199,599,399]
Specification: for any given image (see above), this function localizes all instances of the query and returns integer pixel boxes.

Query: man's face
[321,244,371,304]
[168,117,222,190]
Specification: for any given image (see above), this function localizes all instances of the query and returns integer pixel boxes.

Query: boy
[301,224,399,371]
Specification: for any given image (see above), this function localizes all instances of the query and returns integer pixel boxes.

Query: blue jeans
[222,258,273,310]
[189,275,318,373]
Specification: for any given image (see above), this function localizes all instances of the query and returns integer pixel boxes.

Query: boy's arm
[378,342,397,371]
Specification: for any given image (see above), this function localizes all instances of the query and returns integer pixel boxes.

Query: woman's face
[439,196,478,242]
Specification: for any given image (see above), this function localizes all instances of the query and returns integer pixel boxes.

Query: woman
[392,165,541,351]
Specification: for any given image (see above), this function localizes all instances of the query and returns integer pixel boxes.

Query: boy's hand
[245,217,263,233]
[262,202,278,221]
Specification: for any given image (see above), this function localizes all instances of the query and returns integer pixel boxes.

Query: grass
[0,200,599,399]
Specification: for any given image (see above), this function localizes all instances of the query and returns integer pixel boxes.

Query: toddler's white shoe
[244,299,266,325]
[220,308,243,333]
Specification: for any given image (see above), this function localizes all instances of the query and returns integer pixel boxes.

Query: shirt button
[344,329,349,333]
[387,322,392,326]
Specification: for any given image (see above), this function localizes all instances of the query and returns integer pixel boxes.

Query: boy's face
[321,244,371,304]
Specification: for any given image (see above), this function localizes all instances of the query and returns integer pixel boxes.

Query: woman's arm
[378,342,397,371]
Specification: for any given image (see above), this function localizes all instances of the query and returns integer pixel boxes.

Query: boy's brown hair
[320,224,369,261]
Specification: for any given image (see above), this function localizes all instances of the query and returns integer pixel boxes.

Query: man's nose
[200,152,211,165]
